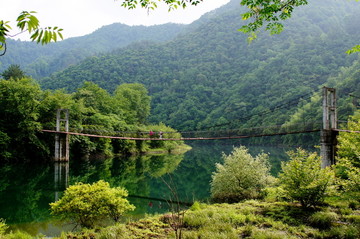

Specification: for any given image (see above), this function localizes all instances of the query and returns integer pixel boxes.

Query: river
[0,140,313,237]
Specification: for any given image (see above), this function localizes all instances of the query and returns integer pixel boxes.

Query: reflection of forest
[0,153,185,228]
[0,162,54,224]
[0,141,312,233]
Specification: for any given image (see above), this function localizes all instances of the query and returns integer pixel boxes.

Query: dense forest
[0,67,183,161]
[39,0,360,138]
[2,0,360,148]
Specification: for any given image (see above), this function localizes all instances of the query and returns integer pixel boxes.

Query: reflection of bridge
[44,87,354,168]
[52,160,193,206]
[54,162,68,201]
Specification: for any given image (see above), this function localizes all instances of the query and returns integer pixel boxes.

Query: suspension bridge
[43,87,350,168]
[42,126,321,141]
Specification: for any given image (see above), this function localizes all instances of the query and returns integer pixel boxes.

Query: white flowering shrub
[210,146,271,203]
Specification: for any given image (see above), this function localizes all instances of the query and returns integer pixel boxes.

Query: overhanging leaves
[1,11,63,56]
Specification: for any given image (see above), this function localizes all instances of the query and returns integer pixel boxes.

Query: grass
[1,196,359,238]
[52,197,360,239]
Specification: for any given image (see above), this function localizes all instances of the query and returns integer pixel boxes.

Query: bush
[0,230,33,239]
[0,219,7,235]
[210,146,271,203]
[327,225,359,239]
[308,211,338,229]
[279,148,335,208]
[50,180,135,228]
[264,186,288,202]
[336,157,360,193]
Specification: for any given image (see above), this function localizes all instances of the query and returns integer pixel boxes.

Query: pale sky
[1,0,230,41]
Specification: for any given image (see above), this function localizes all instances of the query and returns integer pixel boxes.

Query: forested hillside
[282,58,360,144]
[9,0,360,144]
[0,23,185,79]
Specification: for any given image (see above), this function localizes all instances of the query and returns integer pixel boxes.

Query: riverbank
[50,196,360,238]
[1,194,359,238]
[145,144,192,155]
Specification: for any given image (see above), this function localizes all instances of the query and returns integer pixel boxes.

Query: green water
[0,141,306,236]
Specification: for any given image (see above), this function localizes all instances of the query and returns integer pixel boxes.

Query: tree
[0,11,63,56]
[0,77,44,160]
[73,81,115,115]
[119,0,204,10]
[50,180,135,228]
[335,110,360,196]
[238,0,308,37]
[114,83,151,125]
[1,64,27,80]
[279,148,335,208]
[337,110,360,168]
[210,146,271,203]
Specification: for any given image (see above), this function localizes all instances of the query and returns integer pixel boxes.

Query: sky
[1,0,230,41]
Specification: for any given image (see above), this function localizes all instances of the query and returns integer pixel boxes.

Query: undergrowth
[1,197,359,238]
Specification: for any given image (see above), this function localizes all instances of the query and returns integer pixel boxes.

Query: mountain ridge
[3,0,360,141]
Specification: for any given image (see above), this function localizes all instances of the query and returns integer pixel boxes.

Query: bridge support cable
[42,129,320,141]
[320,87,338,168]
[333,129,360,134]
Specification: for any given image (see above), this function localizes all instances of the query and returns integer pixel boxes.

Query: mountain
[0,23,186,79]
[2,0,360,146]
[38,0,360,137]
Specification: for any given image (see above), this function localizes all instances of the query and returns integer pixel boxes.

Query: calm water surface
[0,141,310,236]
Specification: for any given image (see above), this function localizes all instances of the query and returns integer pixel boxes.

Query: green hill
[39,0,360,136]
[3,0,360,144]
[0,23,185,79]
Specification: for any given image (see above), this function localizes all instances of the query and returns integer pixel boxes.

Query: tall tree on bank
[114,83,151,125]
[1,64,27,81]
[0,77,44,160]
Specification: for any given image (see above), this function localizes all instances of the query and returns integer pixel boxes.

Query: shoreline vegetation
[2,196,359,238]
[1,146,359,239]
[144,144,192,155]
[66,198,359,239]
[0,76,189,162]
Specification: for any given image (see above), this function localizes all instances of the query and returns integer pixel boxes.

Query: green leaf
[346,45,360,54]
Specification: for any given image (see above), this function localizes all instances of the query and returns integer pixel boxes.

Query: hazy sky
[1,0,230,40]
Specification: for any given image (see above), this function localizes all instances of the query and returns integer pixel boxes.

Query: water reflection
[0,141,308,236]
[54,162,69,201]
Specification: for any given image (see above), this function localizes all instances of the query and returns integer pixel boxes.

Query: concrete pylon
[54,109,69,161]
[320,87,338,168]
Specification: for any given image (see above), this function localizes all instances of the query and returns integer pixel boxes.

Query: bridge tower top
[56,109,69,132]
[322,87,337,130]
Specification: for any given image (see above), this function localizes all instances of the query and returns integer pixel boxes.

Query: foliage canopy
[0,64,182,161]
[0,11,63,56]
[119,0,204,10]
[337,111,360,168]
[0,64,26,81]
[50,180,135,228]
